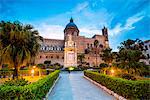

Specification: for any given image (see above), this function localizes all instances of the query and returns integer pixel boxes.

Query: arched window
[90,44,93,47]
[57,56,59,59]
[44,46,47,51]
[87,43,89,48]
[99,44,103,48]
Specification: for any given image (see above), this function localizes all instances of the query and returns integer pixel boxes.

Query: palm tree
[0,21,42,79]
[94,40,99,67]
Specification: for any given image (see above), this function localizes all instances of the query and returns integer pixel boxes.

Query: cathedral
[35,18,109,67]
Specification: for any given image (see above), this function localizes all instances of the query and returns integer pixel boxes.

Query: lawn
[0,75,46,85]
[23,75,46,83]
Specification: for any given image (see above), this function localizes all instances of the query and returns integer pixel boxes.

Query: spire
[103,25,106,29]
[70,17,73,22]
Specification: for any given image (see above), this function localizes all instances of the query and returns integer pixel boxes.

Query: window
[90,44,93,47]
[46,56,48,58]
[147,54,150,59]
[99,44,103,48]
[40,56,42,58]
[145,45,148,50]
[51,56,53,59]
[87,43,89,48]
[57,56,59,59]
[62,57,64,59]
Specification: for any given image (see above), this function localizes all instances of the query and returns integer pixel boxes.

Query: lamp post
[31,69,34,78]
[110,69,114,76]
[68,67,74,73]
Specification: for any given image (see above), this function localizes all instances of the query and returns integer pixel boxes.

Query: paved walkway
[48,71,115,100]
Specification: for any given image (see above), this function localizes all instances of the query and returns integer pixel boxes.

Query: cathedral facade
[35,18,109,67]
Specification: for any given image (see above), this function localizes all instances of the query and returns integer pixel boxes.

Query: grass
[23,75,46,83]
[0,75,46,85]
[0,78,9,85]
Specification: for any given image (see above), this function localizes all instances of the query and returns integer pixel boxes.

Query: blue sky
[0,0,150,51]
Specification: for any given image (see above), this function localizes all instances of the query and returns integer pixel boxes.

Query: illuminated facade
[35,18,109,67]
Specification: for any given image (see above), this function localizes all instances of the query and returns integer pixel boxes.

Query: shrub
[84,71,150,99]
[118,73,137,80]
[37,63,46,69]
[0,70,60,99]
[0,70,13,78]
[4,78,28,86]
[99,63,108,68]
[48,65,63,70]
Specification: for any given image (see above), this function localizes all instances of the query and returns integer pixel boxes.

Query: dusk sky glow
[0,0,149,51]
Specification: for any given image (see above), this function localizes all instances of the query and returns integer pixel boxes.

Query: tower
[64,17,79,41]
[64,18,78,67]
[102,26,109,48]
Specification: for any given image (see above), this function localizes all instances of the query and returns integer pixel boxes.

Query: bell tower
[102,26,109,48]
[64,18,78,67]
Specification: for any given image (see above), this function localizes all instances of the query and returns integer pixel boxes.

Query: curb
[43,76,60,100]
[84,76,127,100]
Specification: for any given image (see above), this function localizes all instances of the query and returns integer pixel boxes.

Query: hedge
[84,71,150,99]
[0,70,60,100]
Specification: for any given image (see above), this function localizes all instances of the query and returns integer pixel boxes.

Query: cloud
[72,2,89,14]
[80,27,101,37]
[35,23,102,39]
[35,23,64,39]
[34,1,109,39]
[109,13,144,36]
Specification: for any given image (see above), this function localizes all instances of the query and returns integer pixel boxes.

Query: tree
[117,49,144,75]
[44,60,51,68]
[99,63,109,74]
[0,21,43,79]
[100,48,114,66]
[77,53,85,65]
[94,40,99,67]
[118,39,144,51]
[117,39,145,75]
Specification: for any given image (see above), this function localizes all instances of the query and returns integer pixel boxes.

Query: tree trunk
[96,47,98,67]
[96,54,97,67]
[13,66,18,79]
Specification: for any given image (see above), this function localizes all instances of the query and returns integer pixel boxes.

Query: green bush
[118,73,137,80]
[48,65,63,70]
[99,63,108,68]
[0,70,13,78]
[37,63,46,69]
[4,78,28,86]
[0,70,60,99]
[84,71,150,99]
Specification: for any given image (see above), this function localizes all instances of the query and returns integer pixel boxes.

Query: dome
[65,18,78,29]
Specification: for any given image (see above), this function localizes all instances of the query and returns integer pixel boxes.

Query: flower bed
[84,70,150,99]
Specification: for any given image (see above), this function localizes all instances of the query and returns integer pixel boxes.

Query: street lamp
[31,69,34,77]
[110,69,115,76]
[33,66,36,68]
[69,67,74,71]
[111,69,114,74]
